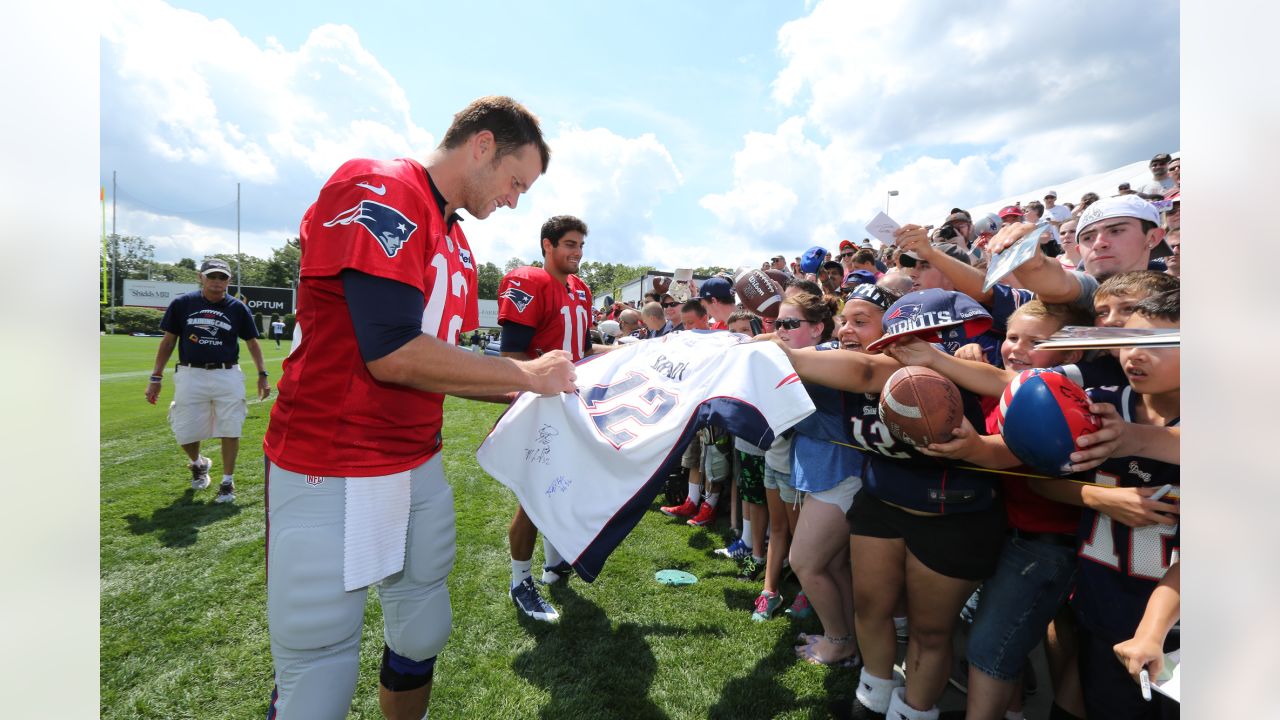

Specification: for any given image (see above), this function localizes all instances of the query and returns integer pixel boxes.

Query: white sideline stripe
[881,392,922,419]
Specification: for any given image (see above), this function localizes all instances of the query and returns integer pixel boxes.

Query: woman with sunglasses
[778,284,1016,720]
[780,290,875,666]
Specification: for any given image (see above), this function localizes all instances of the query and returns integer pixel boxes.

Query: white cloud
[102,0,431,261]
[464,123,684,268]
[702,0,1179,257]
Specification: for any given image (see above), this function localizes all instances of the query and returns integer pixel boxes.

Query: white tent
[968,152,1180,220]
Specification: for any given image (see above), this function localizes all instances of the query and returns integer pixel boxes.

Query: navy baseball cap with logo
[866,288,993,353]
[200,258,232,277]
[841,269,877,289]
[698,276,735,302]
[799,246,828,274]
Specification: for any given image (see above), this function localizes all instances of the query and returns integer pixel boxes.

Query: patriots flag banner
[477,331,815,581]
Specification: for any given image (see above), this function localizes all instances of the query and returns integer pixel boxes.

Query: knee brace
[379,644,436,692]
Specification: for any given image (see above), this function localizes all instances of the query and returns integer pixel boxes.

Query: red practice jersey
[497,267,593,361]
[265,158,479,477]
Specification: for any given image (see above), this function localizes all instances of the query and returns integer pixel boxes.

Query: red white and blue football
[998,369,1099,475]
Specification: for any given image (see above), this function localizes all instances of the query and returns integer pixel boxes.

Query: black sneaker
[736,555,764,581]
[849,696,887,720]
[213,481,236,504]
[540,561,573,585]
[510,577,559,622]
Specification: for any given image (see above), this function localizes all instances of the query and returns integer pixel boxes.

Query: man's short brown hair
[1095,271,1179,303]
[540,215,587,256]
[440,95,551,173]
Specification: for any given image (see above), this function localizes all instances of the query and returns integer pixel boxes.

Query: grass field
[99,335,859,719]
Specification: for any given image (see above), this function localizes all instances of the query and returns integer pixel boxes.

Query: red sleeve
[497,267,546,328]
[299,160,436,294]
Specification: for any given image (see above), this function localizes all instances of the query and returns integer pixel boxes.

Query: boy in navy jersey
[1032,289,1180,719]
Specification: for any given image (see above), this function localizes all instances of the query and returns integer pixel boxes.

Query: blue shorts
[966,534,1077,681]
[763,466,798,505]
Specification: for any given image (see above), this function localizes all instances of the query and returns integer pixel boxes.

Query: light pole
[885,189,899,214]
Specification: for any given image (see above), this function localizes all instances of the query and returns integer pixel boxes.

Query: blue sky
[101,0,1179,271]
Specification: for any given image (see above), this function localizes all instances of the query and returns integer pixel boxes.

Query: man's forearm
[1010,253,1082,303]
[151,335,177,376]
[246,339,267,373]
[369,334,538,396]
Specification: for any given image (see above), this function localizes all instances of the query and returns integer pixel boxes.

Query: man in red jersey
[496,215,603,622]
[262,96,576,720]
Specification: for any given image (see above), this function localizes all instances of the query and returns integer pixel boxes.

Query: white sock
[688,483,702,505]
[511,558,532,589]
[705,491,719,507]
[1004,712,1025,720]
[543,541,564,568]
[855,668,901,714]
[886,686,938,720]
[741,520,754,549]
[221,474,234,486]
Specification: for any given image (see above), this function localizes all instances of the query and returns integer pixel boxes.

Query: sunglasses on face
[839,251,855,258]
[775,318,808,330]
[661,302,680,308]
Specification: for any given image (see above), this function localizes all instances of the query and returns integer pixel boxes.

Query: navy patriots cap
[866,288,992,353]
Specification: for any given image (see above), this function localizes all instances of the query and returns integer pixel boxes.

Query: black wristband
[149,375,163,382]
[258,370,269,378]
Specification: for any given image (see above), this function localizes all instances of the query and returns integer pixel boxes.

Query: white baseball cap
[1076,195,1161,237]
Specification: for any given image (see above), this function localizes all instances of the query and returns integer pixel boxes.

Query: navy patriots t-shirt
[161,291,258,365]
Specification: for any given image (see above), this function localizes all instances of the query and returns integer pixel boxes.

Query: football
[997,369,1099,475]
[734,268,785,318]
[878,366,964,447]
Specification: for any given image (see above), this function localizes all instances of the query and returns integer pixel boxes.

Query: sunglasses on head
[775,318,807,330]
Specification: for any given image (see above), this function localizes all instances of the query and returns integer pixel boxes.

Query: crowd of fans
[592,153,1181,720]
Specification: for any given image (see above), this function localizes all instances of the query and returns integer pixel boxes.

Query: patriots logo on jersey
[459,248,474,270]
[322,200,418,258]
[501,287,535,312]
[576,290,587,301]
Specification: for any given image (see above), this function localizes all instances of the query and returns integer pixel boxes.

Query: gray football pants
[265,454,455,719]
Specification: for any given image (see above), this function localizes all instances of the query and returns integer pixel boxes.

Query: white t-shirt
[1044,204,1072,223]
[477,330,815,581]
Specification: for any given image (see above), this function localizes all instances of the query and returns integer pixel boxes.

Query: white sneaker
[214,481,236,504]
[189,456,212,490]
[541,561,573,584]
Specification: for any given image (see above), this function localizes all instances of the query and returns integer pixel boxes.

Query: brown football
[733,268,785,318]
[878,366,964,447]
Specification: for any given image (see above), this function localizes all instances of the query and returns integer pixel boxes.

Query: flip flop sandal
[794,641,859,667]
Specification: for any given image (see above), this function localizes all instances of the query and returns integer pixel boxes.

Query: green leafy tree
[105,234,156,303]
[694,266,732,278]
[176,258,197,271]
[263,238,301,289]
[477,262,503,299]
[503,256,527,273]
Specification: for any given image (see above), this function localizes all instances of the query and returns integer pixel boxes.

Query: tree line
[101,234,729,305]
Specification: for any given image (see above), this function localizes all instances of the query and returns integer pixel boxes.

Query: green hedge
[103,307,165,334]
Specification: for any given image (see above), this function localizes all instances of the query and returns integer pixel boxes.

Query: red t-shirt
[497,267,593,361]
[264,158,478,477]
[985,402,1081,534]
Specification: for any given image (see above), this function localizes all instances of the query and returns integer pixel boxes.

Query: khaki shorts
[168,366,248,444]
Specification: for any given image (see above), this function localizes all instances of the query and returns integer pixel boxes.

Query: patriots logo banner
[322,200,418,258]
[501,287,536,312]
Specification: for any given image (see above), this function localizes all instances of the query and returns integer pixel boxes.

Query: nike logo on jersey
[356,182,387,195]
[509,280,522,287]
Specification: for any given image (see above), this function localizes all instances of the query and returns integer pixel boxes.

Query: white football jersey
[476,331,815,581]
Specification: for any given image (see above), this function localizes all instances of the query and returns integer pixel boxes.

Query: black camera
[936,225,959,241]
